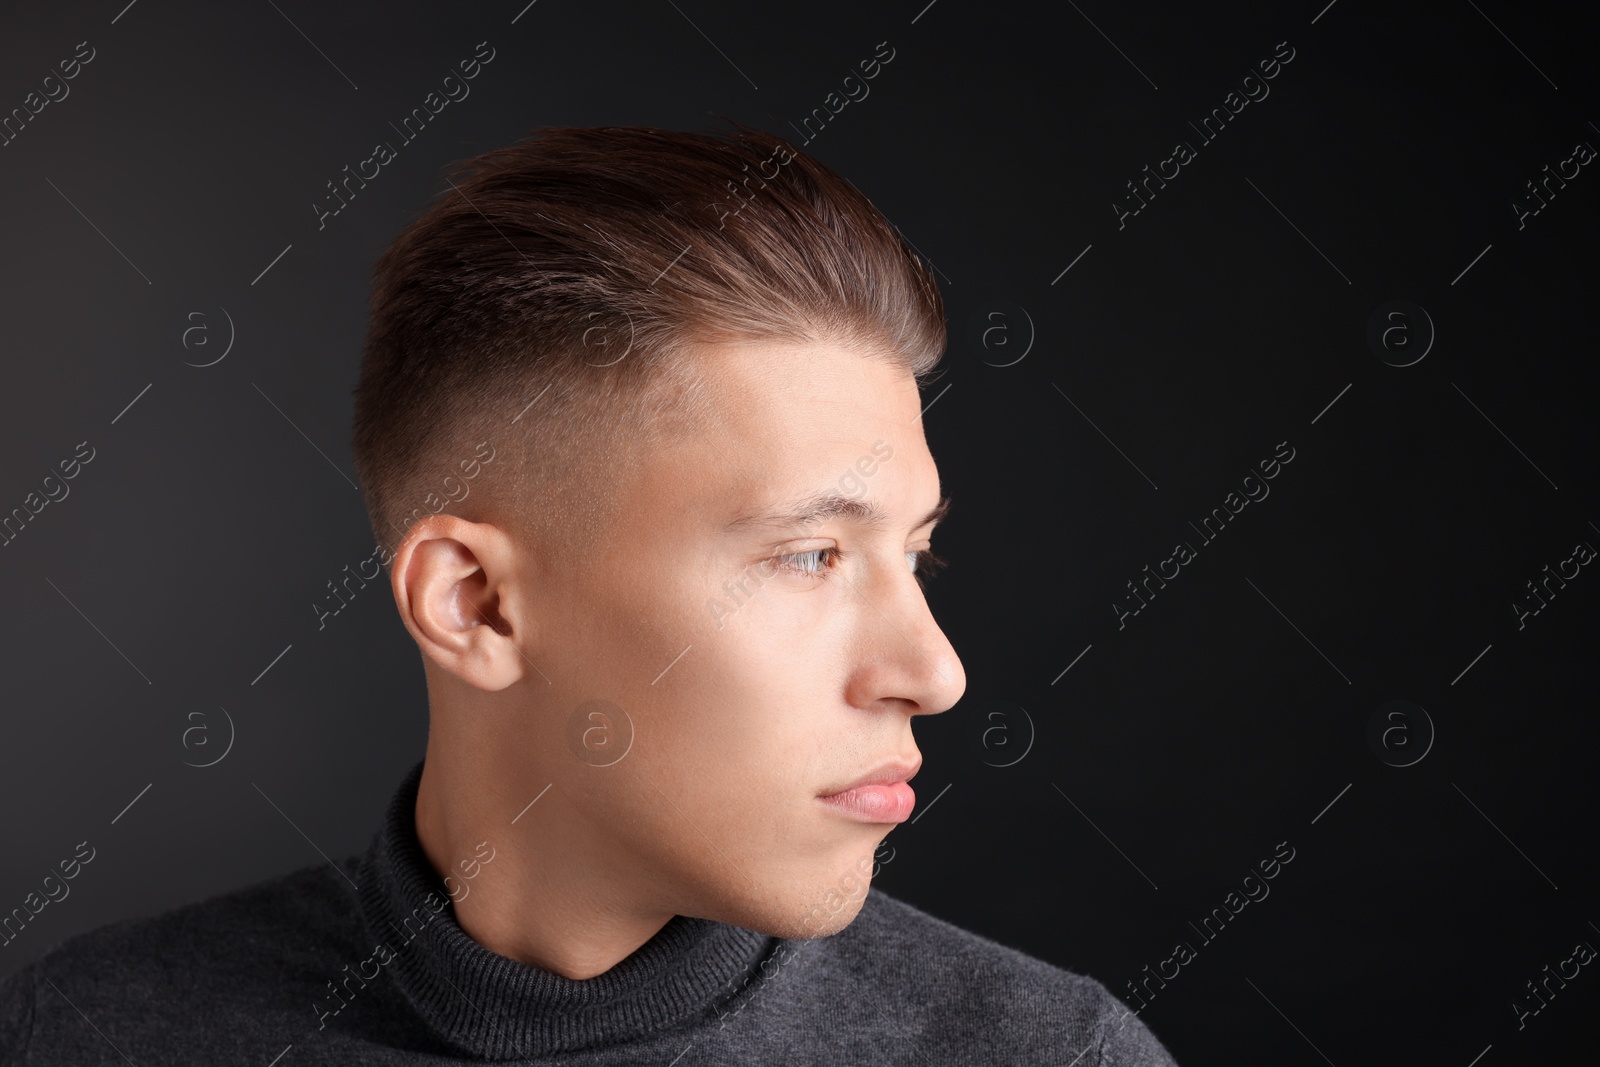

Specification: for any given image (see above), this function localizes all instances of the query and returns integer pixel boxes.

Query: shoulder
[0,858,370,1065]
[813,887,1180,1065]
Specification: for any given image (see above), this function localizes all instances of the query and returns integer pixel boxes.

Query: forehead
[693,339,922,443]
[644,339,937,528]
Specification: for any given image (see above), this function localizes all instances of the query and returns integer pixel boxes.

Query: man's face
[522,339,965,937]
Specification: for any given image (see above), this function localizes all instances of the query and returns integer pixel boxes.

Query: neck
[413,741,676,979]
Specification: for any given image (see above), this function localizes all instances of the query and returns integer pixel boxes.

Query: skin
[392,338,966,980]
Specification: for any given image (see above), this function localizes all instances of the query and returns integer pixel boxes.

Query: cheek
[633,650,817,802]
[552,564,853,868]
[626,661,841,861]
[599,688,882,923]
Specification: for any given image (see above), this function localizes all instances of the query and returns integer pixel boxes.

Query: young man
[0,125,1178,1064]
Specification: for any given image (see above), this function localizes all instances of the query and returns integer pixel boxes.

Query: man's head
[351,124,965,947]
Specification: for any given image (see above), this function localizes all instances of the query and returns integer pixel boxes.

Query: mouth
[817,782,916,823]
[817,756,921,824]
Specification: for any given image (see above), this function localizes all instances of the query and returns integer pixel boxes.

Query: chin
[788,894,868,939]
[725,894,868,941]
[716,858,877,941]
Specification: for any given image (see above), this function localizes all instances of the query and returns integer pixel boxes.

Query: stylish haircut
[351,122,947,559]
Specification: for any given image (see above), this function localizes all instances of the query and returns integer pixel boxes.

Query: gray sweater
[0,762,1179,1064]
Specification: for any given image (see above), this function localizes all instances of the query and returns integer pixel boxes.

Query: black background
[2,1,1597,1063]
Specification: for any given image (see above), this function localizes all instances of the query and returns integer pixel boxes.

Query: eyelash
[771,546,950,588]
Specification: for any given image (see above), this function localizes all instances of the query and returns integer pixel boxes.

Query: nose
[841,554,967,717]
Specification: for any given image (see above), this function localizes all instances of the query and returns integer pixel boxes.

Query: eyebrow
[724,492,951,535]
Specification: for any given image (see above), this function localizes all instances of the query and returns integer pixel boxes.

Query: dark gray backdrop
[2,1,1596,1063]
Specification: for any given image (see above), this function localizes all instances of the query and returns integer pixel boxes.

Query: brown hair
[351,122,946,559]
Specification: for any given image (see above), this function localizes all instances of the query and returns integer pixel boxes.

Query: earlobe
[392,515,525,691]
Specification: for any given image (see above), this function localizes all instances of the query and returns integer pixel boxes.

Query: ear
[390,514,526,690]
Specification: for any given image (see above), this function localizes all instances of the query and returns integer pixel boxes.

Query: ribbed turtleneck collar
[354,760,775,1059]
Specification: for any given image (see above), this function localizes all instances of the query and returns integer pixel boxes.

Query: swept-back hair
[351,122,946,555]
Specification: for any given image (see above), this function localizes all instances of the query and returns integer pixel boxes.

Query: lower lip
[817,782,915,823]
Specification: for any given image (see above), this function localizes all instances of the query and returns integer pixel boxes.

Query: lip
[817,757,922,824]
[819,757,922,797]
[817,782,916,823]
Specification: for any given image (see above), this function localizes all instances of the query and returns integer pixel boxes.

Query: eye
[908,547,950,589]
[772,547,841,578]
[768,546,950,586]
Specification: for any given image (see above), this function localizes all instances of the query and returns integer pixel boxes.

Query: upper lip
[821,756,922,796]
